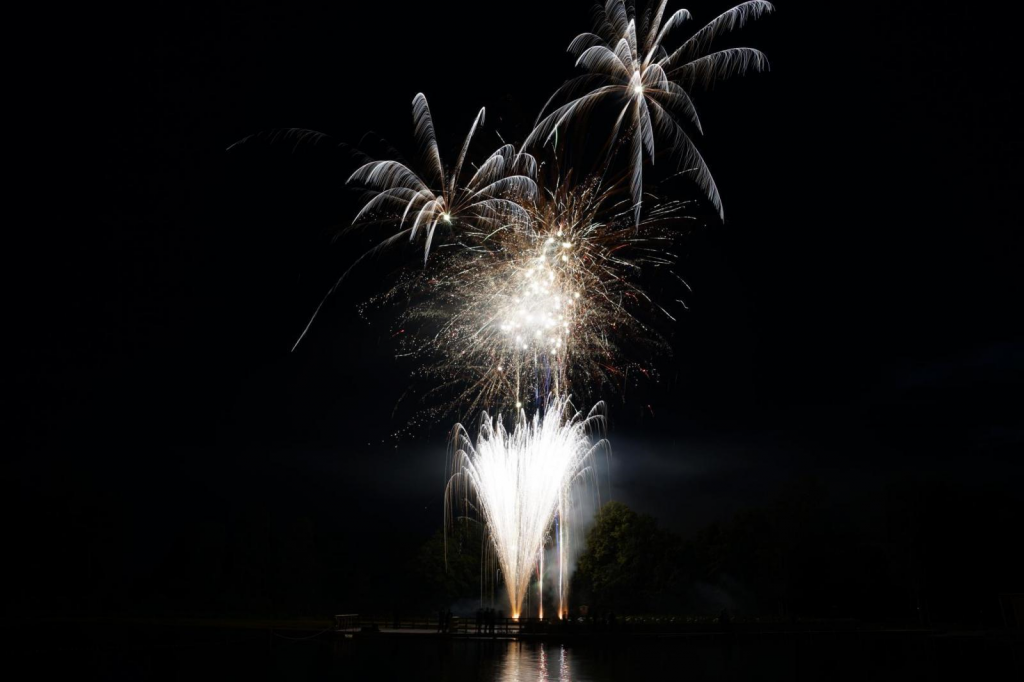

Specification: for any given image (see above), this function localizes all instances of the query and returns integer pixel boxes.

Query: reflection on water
[500,642,576,682]
[25,622,1015,681]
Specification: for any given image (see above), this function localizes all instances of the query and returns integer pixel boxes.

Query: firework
[290,95,539,351]
[236,0,772,621]
[347,93,538,265]
[374,170,693,420]
[446,396,605,618]
[527,0,773,221]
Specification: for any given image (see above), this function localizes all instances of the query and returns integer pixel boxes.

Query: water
[15,624,1018,680]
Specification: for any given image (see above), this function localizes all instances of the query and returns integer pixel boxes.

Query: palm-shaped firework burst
[527,0,773,221]
[348,93,538,264]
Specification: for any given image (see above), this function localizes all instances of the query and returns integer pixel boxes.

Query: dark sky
[11,0,1022,616]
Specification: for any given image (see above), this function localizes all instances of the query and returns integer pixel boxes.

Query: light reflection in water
[497,643,577,682]
[559,644,571,681]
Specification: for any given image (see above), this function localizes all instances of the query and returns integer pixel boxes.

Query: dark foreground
[9,620,1021,680]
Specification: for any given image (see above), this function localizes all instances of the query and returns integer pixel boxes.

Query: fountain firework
[446,396,605,618]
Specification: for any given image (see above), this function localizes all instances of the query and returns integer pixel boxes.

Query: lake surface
[17,624,1019,680]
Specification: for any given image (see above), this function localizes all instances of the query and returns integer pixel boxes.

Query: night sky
[11,0,1022,619]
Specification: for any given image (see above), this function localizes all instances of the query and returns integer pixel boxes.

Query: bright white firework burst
[367,171,694,423]
[529,0,774,222]
[446,396,606,619]
[347,93,537,265]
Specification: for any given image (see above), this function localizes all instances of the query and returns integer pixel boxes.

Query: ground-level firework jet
[446,397,605,619]
[239,0,772,619]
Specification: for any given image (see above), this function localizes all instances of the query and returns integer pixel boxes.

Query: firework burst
[527,0,773,221]
[368,170,694,420]
[348,93,538,265]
